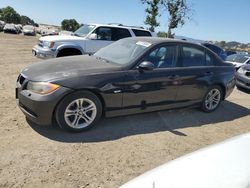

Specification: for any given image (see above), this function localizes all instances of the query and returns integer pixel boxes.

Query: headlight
[27,82,60,94]
[43,41,55,49]
[237,67,245,74]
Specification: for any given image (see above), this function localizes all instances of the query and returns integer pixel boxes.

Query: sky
[0,0,249,43]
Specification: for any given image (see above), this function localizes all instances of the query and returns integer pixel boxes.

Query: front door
[85,27,113,54]
[122,44,180,112]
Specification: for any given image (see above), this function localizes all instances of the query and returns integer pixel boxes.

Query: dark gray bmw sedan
[16,37,236,132]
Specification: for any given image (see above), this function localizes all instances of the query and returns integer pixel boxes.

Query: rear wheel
[201,86,222,112]
[56,91,102,132]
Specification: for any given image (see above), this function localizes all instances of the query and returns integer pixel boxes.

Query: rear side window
[206,52,216,66]
[181,46,206,67]
[132,29,152,36]
[112,28,131,41]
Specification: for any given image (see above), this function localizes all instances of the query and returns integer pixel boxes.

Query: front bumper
[236,73,250,90]
[16,75,73,125]
[32,45,56,59]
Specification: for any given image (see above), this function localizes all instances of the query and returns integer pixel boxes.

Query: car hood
[40,35,85,42]
[21,55,121,82]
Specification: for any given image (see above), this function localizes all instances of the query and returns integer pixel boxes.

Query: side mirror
[138,61,155,71]
[89,33,97,40]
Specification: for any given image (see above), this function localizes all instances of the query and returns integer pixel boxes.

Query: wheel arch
[56,44,84,57]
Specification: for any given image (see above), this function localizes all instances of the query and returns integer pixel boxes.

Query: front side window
[181,46,206,67]
[94,27,112,41]
[143,45,177,68]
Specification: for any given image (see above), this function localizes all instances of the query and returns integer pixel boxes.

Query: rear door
[175,44,216,105]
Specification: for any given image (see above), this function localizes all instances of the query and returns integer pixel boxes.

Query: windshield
[73,24,95,37]
[94,39,152,65]
[226,54,249,63]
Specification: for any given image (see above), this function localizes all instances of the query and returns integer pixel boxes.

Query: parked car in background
[226,50,237,56]
[236,65,250,91]
[32,23,154,59]
[226,54,250,70]
[15,24,23,31]
[17,37,235,132]
[225,50,237,56]
[41,28,59,36]
[3,23,21,34]
[202,43,227,61]
[23,25,36,36]
[120,133,250,188]
[0,20,5,32]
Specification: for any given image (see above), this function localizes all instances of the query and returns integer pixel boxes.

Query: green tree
[142,0,160,32]
[0,6,21,24]
[161,0,192,38]
[61,19,80,32]
[157,31,167,37]
[20,15,36,25]
[219,41,226,49]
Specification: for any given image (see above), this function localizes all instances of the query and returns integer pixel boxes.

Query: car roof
[88,23,151,32]
[126,37,204,46]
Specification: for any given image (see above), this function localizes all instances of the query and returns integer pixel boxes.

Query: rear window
[204,44,221,54]
[132,29,152,36]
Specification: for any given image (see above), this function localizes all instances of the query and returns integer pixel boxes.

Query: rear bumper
[16,84,73,125]
[236,74,250,90]
[32,45,56,59]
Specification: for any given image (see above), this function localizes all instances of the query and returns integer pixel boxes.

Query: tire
[55,91,102,132]
[201,86,223,113]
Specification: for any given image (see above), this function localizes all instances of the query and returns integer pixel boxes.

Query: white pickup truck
[32,23,154,59]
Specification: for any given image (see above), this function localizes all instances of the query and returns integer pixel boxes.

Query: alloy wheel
[64,98,97,129]
[204,88,221,110]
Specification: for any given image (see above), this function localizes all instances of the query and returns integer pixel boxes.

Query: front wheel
[201,86,222,112]
[55,91,102,132]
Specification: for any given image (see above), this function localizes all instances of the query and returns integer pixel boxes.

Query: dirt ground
[0,33,249,188]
